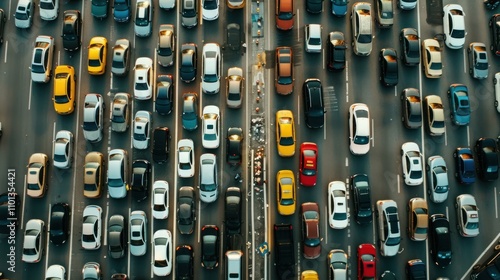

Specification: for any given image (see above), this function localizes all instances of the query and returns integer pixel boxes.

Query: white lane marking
[297,93,300,125]
[297,9,300,42]
[57,50,60,66]
[324,117,327,140]
[28,79,33,110]
[371,118,374,147]
[463,48,467,73]
[397,175,400,194]
[467,125,470,147]
[445,206,449,220]
[495,187,498,219]
[21,175,26,230]
[127,208,131,278]
[345,157,348,167]
[394,86,397,96]
[104,203,109,246]
[45,203,51,273]
[3,41,7,63]
[324,205,328,244]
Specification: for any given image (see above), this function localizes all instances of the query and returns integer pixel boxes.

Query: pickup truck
[274,224,295,279]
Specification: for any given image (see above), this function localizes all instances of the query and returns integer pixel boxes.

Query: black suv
[152,127,170,164]
[474,138,499,181]
[226,127,243,166]
[131,160,151,202]
[471,244,500,280]
[225,187,242,235]
[490,14,500,56]
[50,203,71,245]
[429,214,452,267]
[350,174,372,224]
[302,78,325,129]
[226,23,242,51]
[62,10,82,51]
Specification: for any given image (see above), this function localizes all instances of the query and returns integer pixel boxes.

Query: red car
[357,243,376,280]
[301,202,321,259]
[299,142,318,187]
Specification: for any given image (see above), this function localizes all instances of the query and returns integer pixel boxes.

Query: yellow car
[53,65,76,115]
[276,170,296,215]
[88,36,107,75]
[83,152,104,198]
[276,110,295,157]
[301,270,319,280]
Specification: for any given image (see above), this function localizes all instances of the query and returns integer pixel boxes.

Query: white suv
[351,2,372,56]
[443,4,466,49]
[199,153,218,203]
[305,24,322,53]
[202,43,221,94]
[82,94,104,143]
[376,200,400,256]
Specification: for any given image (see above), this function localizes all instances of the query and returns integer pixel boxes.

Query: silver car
[226,67,244,108]
[157,25,175,67]
[22,219,45,263]
[82,262,101,280]
[427,155,449,203]
[199,153,218,203]
[110,93,131,132]
[107,149,128,199]
[133,110,151,150]
[351,2,373,56]
[111,39,130,76]
[455,194,479,237]
[82,94,104,143]
[468,42,489,79]
[130,210,148,256]
[182,0,198,28]
[52,130,73,169]
[31,35,54,83]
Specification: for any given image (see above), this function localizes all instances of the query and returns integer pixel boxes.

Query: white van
[226,250,243,280]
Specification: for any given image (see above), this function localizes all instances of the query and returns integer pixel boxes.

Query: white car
[159,0,176,9]
[152,180,169,219]
[82,93,104,143]
[202,43,221,94]
[495,72,500,113]
[81,205,102,250]
[31,35,54,83]
[427,155,449,203]
[153,229,173,276]
[107,149,128,199]
[133,110,151,149]
[39,0,59,20]
[305,24,322,53]
[202,105,220,149]
[456,194,479,237]
[202,0,219,20]
[226,67,244,108]
[178,139,195,178]
[134,0,152,37]
[134,57,154,100]
[45,264,66,280]
[14,0,34,28]
[130,210,148,256]
[328,181,348,229]
[443,4,466,49]
[199,153,218,203]
[399,0,416,10]
[52,130,73,169]
[351,2,373,56]
[22,219,45,263]
[349,103,371,155]
[401,142,423,186]
[376,200,400,256]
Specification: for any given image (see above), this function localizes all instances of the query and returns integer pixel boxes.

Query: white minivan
[226,250,242,280]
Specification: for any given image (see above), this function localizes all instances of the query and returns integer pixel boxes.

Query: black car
[201,225,220,269]
[226,23,242,51]
[429,214,452,267]
[327,31,346,71]
[400,28,420,66]
[176,245,194,280]
[470,244,500,280]
[401,88,422,129]
[177,186,195,235]
[225,187,242,235]
[379,48,398,86]
[131,159,151,201]
[453,147,476,184]
[152,127,170,164]
[108,215,127,259]
[474,138,499,181]
[0,9,6,44]
[155,75,174,115]
[111,274,128,280]
[50,203,71,245]
[490,14,500,56]
[226,127,243,165]
[306,0,323,13]
[303,78,325,128]
[180,43,197,83]
[350,174,372,224]
[0,192,20,236]
[406,259,426,280]
[380,271,397,280]
[62,10,82,52]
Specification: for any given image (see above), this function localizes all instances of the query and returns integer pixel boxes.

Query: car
[422,39,442,78]
[455,194,479,237]
[22,219,45,263]
[357,244,376,280]
[401,88,422,129]
[276,110,296,157]
[401,142,423,186]
[406,259,426,280]
[226,23,242,51]
[176,245,194,279]
[107,149,128,199]
[177,186,196,235]
[228,0,245,9]
[490,14,500,56]
[470,243,500,279]
[349,103,371,155]
[199,153,218,203]
[399,28,420,66]
[110,93,130,132]
[49,203,70,245]
[443,4,466,49]
[275,47,294,95]
[447,84,470,126]
[152,127,170,164]
[427,156,449,203]
[202,0,219,20]
[225,187,242,234]
[180,43,197,82]
[376,200,400,256]
[155,75,174,115]
[379,48,398,86]
[429,214,452,267]
[87,37,107,75]
[82,93,104,143]
[153,230,173,276]
[134,0,152,36]
[301,202,321,259]
[276,170,296,216]
[202,105,220,149]
[45,265,65,280]
[0,192,20,236]
[130,210,147,256]
[53,65,76,115]
[453,147,476,184]
[299,142,318,187]
[181,0,198,28]
[468,42,489,79]
[495,72,500,113]
[351,2,372,56]
[131,159,150,201]
[61,10,82,51]
[159,0,175,9]
[111,273,127,280]
[182,92,199,130]
[31,35,55,83]
[305,24,322,53]
[0,9,5,44]
[475,138,499,181]
[226,67,244,108]
[177,139,195,178]
[376,0,393,27]
[350,174,372,224]
[157,25,175,67]
[331,0,348,16]
[301,270,319,280]
[407,197,428,241]
[152,180,169,219]
[201,225,220,269]
[226,127,243,165]
[133,111,151,149]
[91,0,108,18]
[425,95,445,136]
[225,250,243,279]
[275,0,294,30]
[83,152,104,198]
[201,43,221,94]
[306,0,323,13]
[52,130,73,169]
[328,181,348,229]
[108,215,126,259]
[328,249,348,279]
[303,79,325,128]
[82,262,101,280]
[111,39,130,76]
[40,0,59,20]
[133,57,153,100]
[14,0,34,28]
[399,0,416,9]
[81,205,102,250]
[380,271,397,279]
[274,223,295,278]
[113,0,131,22]
[327,31,346,71]
[26,153,49,198]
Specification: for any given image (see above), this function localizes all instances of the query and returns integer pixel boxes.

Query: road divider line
[467,126,470,147]
[3,41,7,63]
[21,175,26,230]
[104,203,109,246]
[324,205,328,244]
[45,203,51,273]
[345,157,348,167]
[296,9,300,42]
[371,119,374,147]
[28,80,33,110]
[463,48,466,73]
[397,175,400,194]
[495,187,498,219]
[127,208,131,278]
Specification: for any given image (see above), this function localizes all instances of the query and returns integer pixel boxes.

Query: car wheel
[453,152,457,158]
[401,116,405,122]
[495,101,499,108]
[426,164,430,171]
[494,78,497,85]
[495,244,500,251]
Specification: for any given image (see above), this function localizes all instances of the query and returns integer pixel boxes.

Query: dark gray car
[108,215,126,259]
[177,187,195,234]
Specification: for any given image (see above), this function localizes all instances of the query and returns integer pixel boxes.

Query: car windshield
[40,1,55,9]
[334,48,345,62]
[278,11,293,20]
[89,58,101,67]
[450,29,465,39]
[203,73,218,83]
[135,82,148,90]
[278,75,292,85]
[83,120,98,131]
[203,0,218,9]
[108,177,124,187]
[54,94,70,104]
[136,10,150,26]
[386,236,400,246]
[358,34,372,44]
[433,120,445,128]
[410,170,422,179]
[54,153,66,163]
[309,37,321,46]
[32,63,45,73]
[115,0,129,10]
[15,11,29,20]
[430,62,442,70]
[476,61,488,70]
[354,135,369,145]
[134,132,147,141]
[201,182,216,191]
[279,136,294,146]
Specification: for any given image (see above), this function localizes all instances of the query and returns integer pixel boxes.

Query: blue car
[331,0,348,16]
[448,84,470,126]
[113,0,131,22]
[453,147,476,184]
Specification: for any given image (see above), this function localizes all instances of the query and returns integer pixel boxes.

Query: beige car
[408,197,428,241]
[84,152,104,198]
[26,153,49,198]
[425,95,445,136]
[275,47,294,95]
[422,39,442,78]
